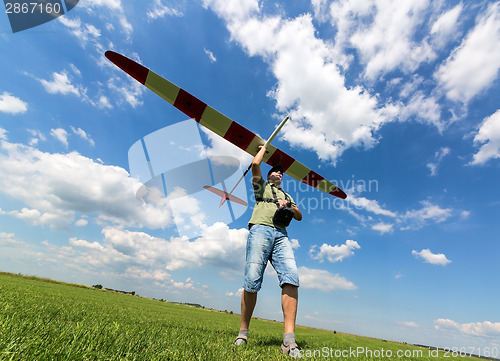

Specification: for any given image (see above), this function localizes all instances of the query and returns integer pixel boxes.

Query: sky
[1,0,499,353]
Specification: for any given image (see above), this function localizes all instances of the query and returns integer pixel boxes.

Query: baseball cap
[267,165,284,177]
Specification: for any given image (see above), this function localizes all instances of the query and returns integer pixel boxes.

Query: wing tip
[104,50,149,85]
[330,187,347,199]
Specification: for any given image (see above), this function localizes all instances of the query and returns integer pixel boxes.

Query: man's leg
[234,290,257,345]
[240,289,258,330]
[282,283,298,334]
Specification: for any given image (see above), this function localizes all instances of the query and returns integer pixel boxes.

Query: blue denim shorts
[243,224,299,293]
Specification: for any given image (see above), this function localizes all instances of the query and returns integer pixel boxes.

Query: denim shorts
[243,224,299,293]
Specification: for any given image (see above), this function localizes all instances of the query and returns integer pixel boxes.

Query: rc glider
[105,51,347,204]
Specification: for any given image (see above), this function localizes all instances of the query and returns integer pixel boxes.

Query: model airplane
[105,51,347,205]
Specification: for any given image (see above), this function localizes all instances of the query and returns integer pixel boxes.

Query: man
[234,144,303,358]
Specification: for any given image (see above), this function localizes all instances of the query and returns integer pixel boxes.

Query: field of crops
[0,272,476,360]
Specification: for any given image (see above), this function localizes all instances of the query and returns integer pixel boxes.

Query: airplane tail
[203,186,248,207]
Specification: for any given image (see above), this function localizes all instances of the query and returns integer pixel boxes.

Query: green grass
[0,272,475,360]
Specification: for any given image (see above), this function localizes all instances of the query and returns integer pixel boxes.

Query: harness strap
[256,184,291,205]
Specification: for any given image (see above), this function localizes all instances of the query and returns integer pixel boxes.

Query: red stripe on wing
[223,122,255,150]
[301,170,324,188]
[173,89,207,122]
[267,148,295,172]
[105,51,149,85]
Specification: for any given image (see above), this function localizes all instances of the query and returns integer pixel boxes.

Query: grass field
[0,272,476,360]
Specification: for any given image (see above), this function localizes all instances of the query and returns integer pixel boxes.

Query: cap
[267,165,284,177]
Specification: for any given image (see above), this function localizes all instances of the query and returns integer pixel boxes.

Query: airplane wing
[105,51,347,200]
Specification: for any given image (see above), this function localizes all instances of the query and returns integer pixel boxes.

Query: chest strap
[255,185,291,205]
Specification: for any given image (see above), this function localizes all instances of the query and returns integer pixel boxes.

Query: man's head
[267,165,284,186]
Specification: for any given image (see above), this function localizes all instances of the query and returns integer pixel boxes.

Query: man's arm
[251,145,266,185]
[277,199,302,221]
[291,205,302,221]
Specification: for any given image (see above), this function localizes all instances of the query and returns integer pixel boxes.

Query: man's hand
[278,199,290,208]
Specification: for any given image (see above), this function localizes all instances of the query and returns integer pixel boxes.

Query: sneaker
[281,342,302,358]
[233,336,247,346]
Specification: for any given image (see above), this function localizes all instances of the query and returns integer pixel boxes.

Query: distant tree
[92,284,103,289]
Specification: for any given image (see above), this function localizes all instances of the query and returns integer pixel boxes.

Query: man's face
[268,170,283,185]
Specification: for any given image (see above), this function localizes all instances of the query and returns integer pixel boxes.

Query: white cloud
[27,129,46,146]
[203,0,392,163]
[147,0,183,20]
[226,288,244,297]
[75,218,89,227]
[88,222,248,273]
[39,71,81,96]
[0,136,173,230]
[51,128,69,147]
[348,196,397,218]
[430,4,463,47]
[107,75,145,108]
[470,109,500,165]
[0,92,28,114]
[399,92,444,131]
[204,48,217,62]
[96,95,113,109]
[344,194,457,232]
[58,17,102,46]
[298,266,357,291]
[79,0,132,35]
[427,147,450,176]
[372,222,393,234]
[402,200,453,228]
[340,0,436,80]
[310,240,360,263]
[436,2,500,103]
[71,126,95,146]
[398,321,419,328]
[434,319,500,337]
[412,248,451,266]
[0,232,24,247]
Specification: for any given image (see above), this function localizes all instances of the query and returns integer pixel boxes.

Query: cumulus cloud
[412,249,451,266]
[226,288,244,297]
[298,266,357,291]
[435,2,500,104]
[310,240,360,263]
[0,135,173,230]
[336,0,436,80]
[430,4,463,47]
[0,92,28,114]
[403,201,453,225]
[202,0,391,163]
[39,71,82,96]
[470,109,500,165]
[43,222,248,279]
[434,319,500,337]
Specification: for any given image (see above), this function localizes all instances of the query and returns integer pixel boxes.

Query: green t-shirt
[248,178,296,231]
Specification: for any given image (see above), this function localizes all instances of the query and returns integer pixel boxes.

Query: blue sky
[1,0,499,352]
